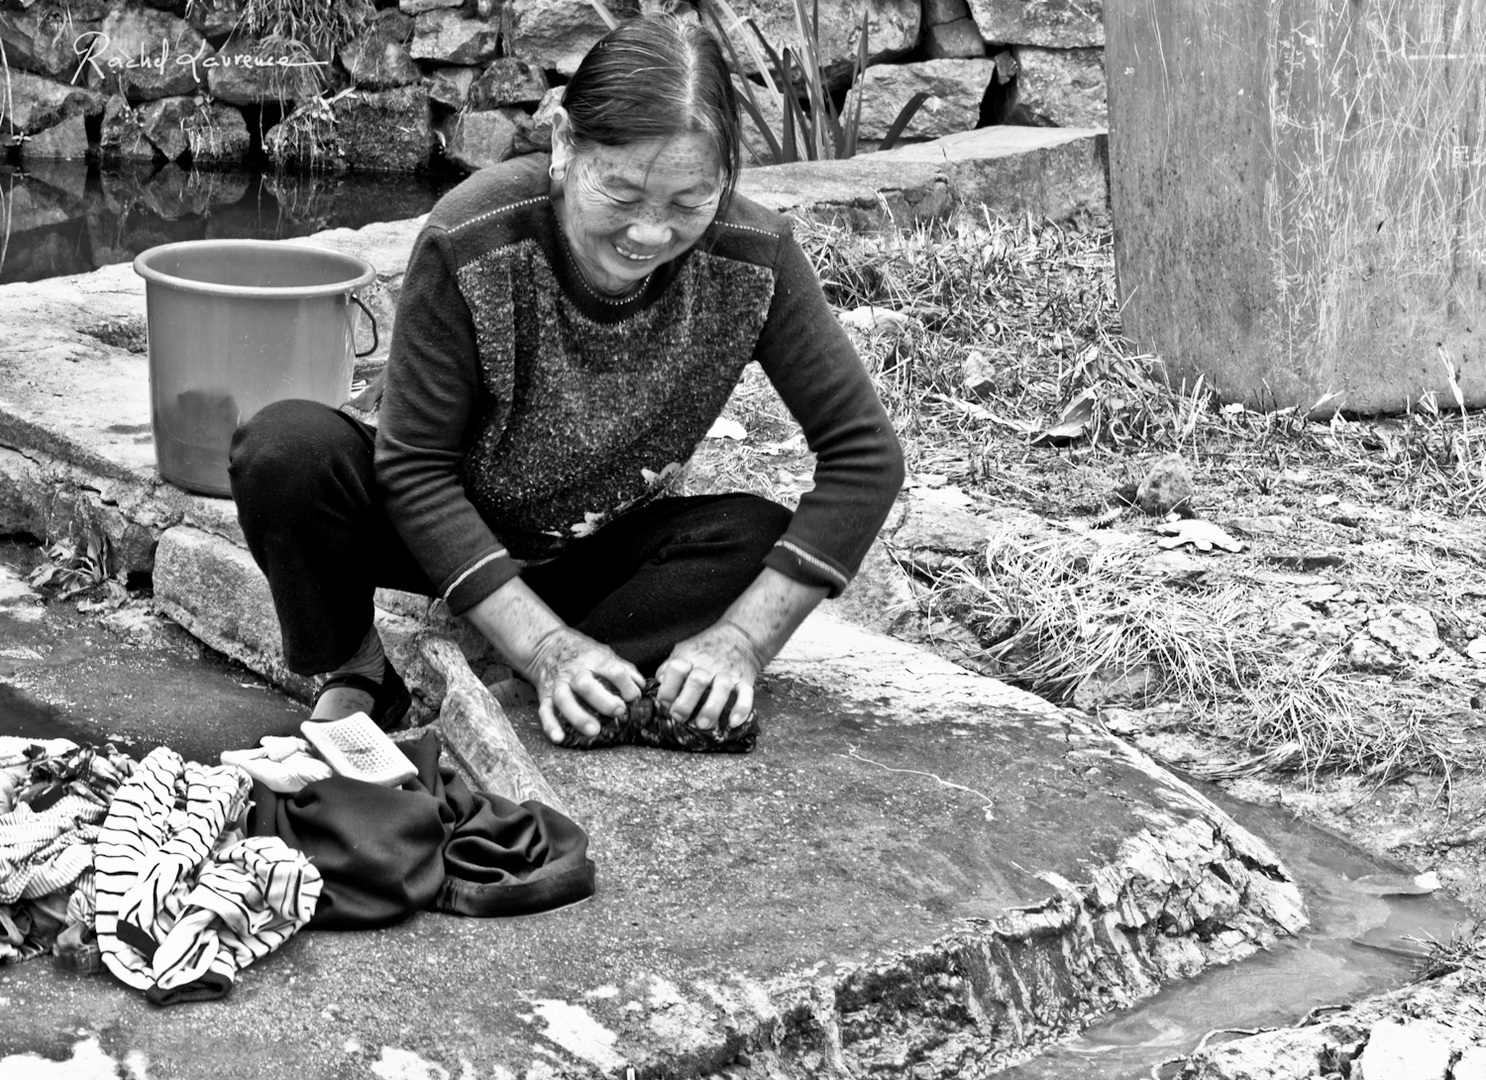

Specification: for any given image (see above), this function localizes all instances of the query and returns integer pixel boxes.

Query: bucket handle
[351,294,379,358]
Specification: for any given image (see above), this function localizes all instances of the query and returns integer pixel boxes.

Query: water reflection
[0,161,460,286]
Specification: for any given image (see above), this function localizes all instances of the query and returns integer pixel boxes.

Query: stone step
[739,125,1108,227]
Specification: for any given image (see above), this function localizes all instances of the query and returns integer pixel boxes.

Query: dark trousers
[228,399,792,677]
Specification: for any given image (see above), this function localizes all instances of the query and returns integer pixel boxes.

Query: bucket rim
[133,239,376,298]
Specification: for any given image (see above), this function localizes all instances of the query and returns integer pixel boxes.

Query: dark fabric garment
[245,731,595,930]
[374,154,904,614]
[561,678,759,753]
[145,970,232,1007]
[231,399,792,675]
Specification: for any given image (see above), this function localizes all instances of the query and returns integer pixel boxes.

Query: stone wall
[1,0,1107,173]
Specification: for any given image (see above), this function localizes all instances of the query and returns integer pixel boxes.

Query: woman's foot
[310,628,410,729]
[312,658,412,730]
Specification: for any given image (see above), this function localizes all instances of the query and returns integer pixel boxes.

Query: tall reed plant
[702,0,927,162]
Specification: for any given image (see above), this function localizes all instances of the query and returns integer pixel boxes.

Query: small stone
[1366,607,1441,662]
[961,349,996,400]
[1348,634,1400,673]
[1135,454,1193,516]
[1354,1019,1452,1080]
[1268,600,1320,637]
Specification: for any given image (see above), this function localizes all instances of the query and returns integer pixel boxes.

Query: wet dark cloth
[246,730,595,929]
[231,405,792,677]
[561,679,759,754]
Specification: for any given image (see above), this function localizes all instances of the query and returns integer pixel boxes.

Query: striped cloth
[0,744,133,903]
[95,747,322,1004]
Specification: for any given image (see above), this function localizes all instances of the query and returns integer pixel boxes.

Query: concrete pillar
[1106,0,1486,413]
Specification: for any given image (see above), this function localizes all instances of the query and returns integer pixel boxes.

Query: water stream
[997,791,1470,1078]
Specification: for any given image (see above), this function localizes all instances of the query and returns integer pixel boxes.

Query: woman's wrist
[463,577,567,678]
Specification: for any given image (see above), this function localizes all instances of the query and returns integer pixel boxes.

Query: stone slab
[863,125,1109,222]
[0,610,1304,1078]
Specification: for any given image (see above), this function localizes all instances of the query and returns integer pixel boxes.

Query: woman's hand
[656,622,766,731]
[527,627,645,744]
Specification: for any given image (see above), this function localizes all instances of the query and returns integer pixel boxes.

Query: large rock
[340,9,420,89]
[426,65,480,110]
[1010,45,1106,127]
[1,70,104,133]
[19,113,89,161]
[79,6,214,101]
[847,58,998,141]
[0,9,100,79]
[410,10,501,66]
[206,36,330,106]
[864,125,1109,222]
[98,94,159,162]
[711,0,921,89]
[183,101,252,164]
[924,18,987,58]
[924,0,972,25]
[440,106,522,172]
[138,95,196,162]
[500,0,631,75]
[967,0,1103,47]
[333,84,434,172]
[185,0,247,38]
[468,57,549,108]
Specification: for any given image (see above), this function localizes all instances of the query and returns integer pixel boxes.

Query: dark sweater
[375,155,904,615]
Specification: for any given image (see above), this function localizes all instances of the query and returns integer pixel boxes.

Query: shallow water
[0,161,459,286]
[996,792,1470,1078]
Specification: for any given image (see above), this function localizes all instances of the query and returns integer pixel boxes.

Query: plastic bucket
[133,240,377,497]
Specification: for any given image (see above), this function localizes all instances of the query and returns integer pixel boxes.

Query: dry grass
[695,204,1486,787]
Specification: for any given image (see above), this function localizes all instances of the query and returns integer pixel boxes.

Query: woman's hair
[560,12,742,206]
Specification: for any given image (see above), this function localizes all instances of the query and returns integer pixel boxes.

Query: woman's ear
[549,107,574,182]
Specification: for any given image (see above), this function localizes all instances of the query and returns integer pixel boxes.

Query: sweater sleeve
[374,227,523,613]
[754,230,905,597]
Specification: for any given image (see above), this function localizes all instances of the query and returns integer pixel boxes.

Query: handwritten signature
[72,33,329,86]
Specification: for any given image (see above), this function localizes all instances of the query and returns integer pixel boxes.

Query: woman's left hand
[655,622,765,731]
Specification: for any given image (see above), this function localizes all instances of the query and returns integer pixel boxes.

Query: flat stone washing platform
[1,615,1304,1079]
[0,133,1310,1078]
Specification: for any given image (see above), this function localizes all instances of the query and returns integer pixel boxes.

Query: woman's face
[552,112,723,297]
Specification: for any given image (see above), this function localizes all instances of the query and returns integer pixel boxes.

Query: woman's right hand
[525,627,644,743]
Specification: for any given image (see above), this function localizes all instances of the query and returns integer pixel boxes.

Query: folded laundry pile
[1,727,595,1004]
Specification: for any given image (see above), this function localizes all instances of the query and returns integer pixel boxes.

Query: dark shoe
[314,657,411,732]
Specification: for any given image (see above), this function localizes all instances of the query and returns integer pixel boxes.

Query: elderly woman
[229,13,904,747]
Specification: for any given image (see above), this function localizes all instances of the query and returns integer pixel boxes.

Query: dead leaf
[706,417,747,441]
[1155,520,1245,554]
[1030,390,1096,446]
